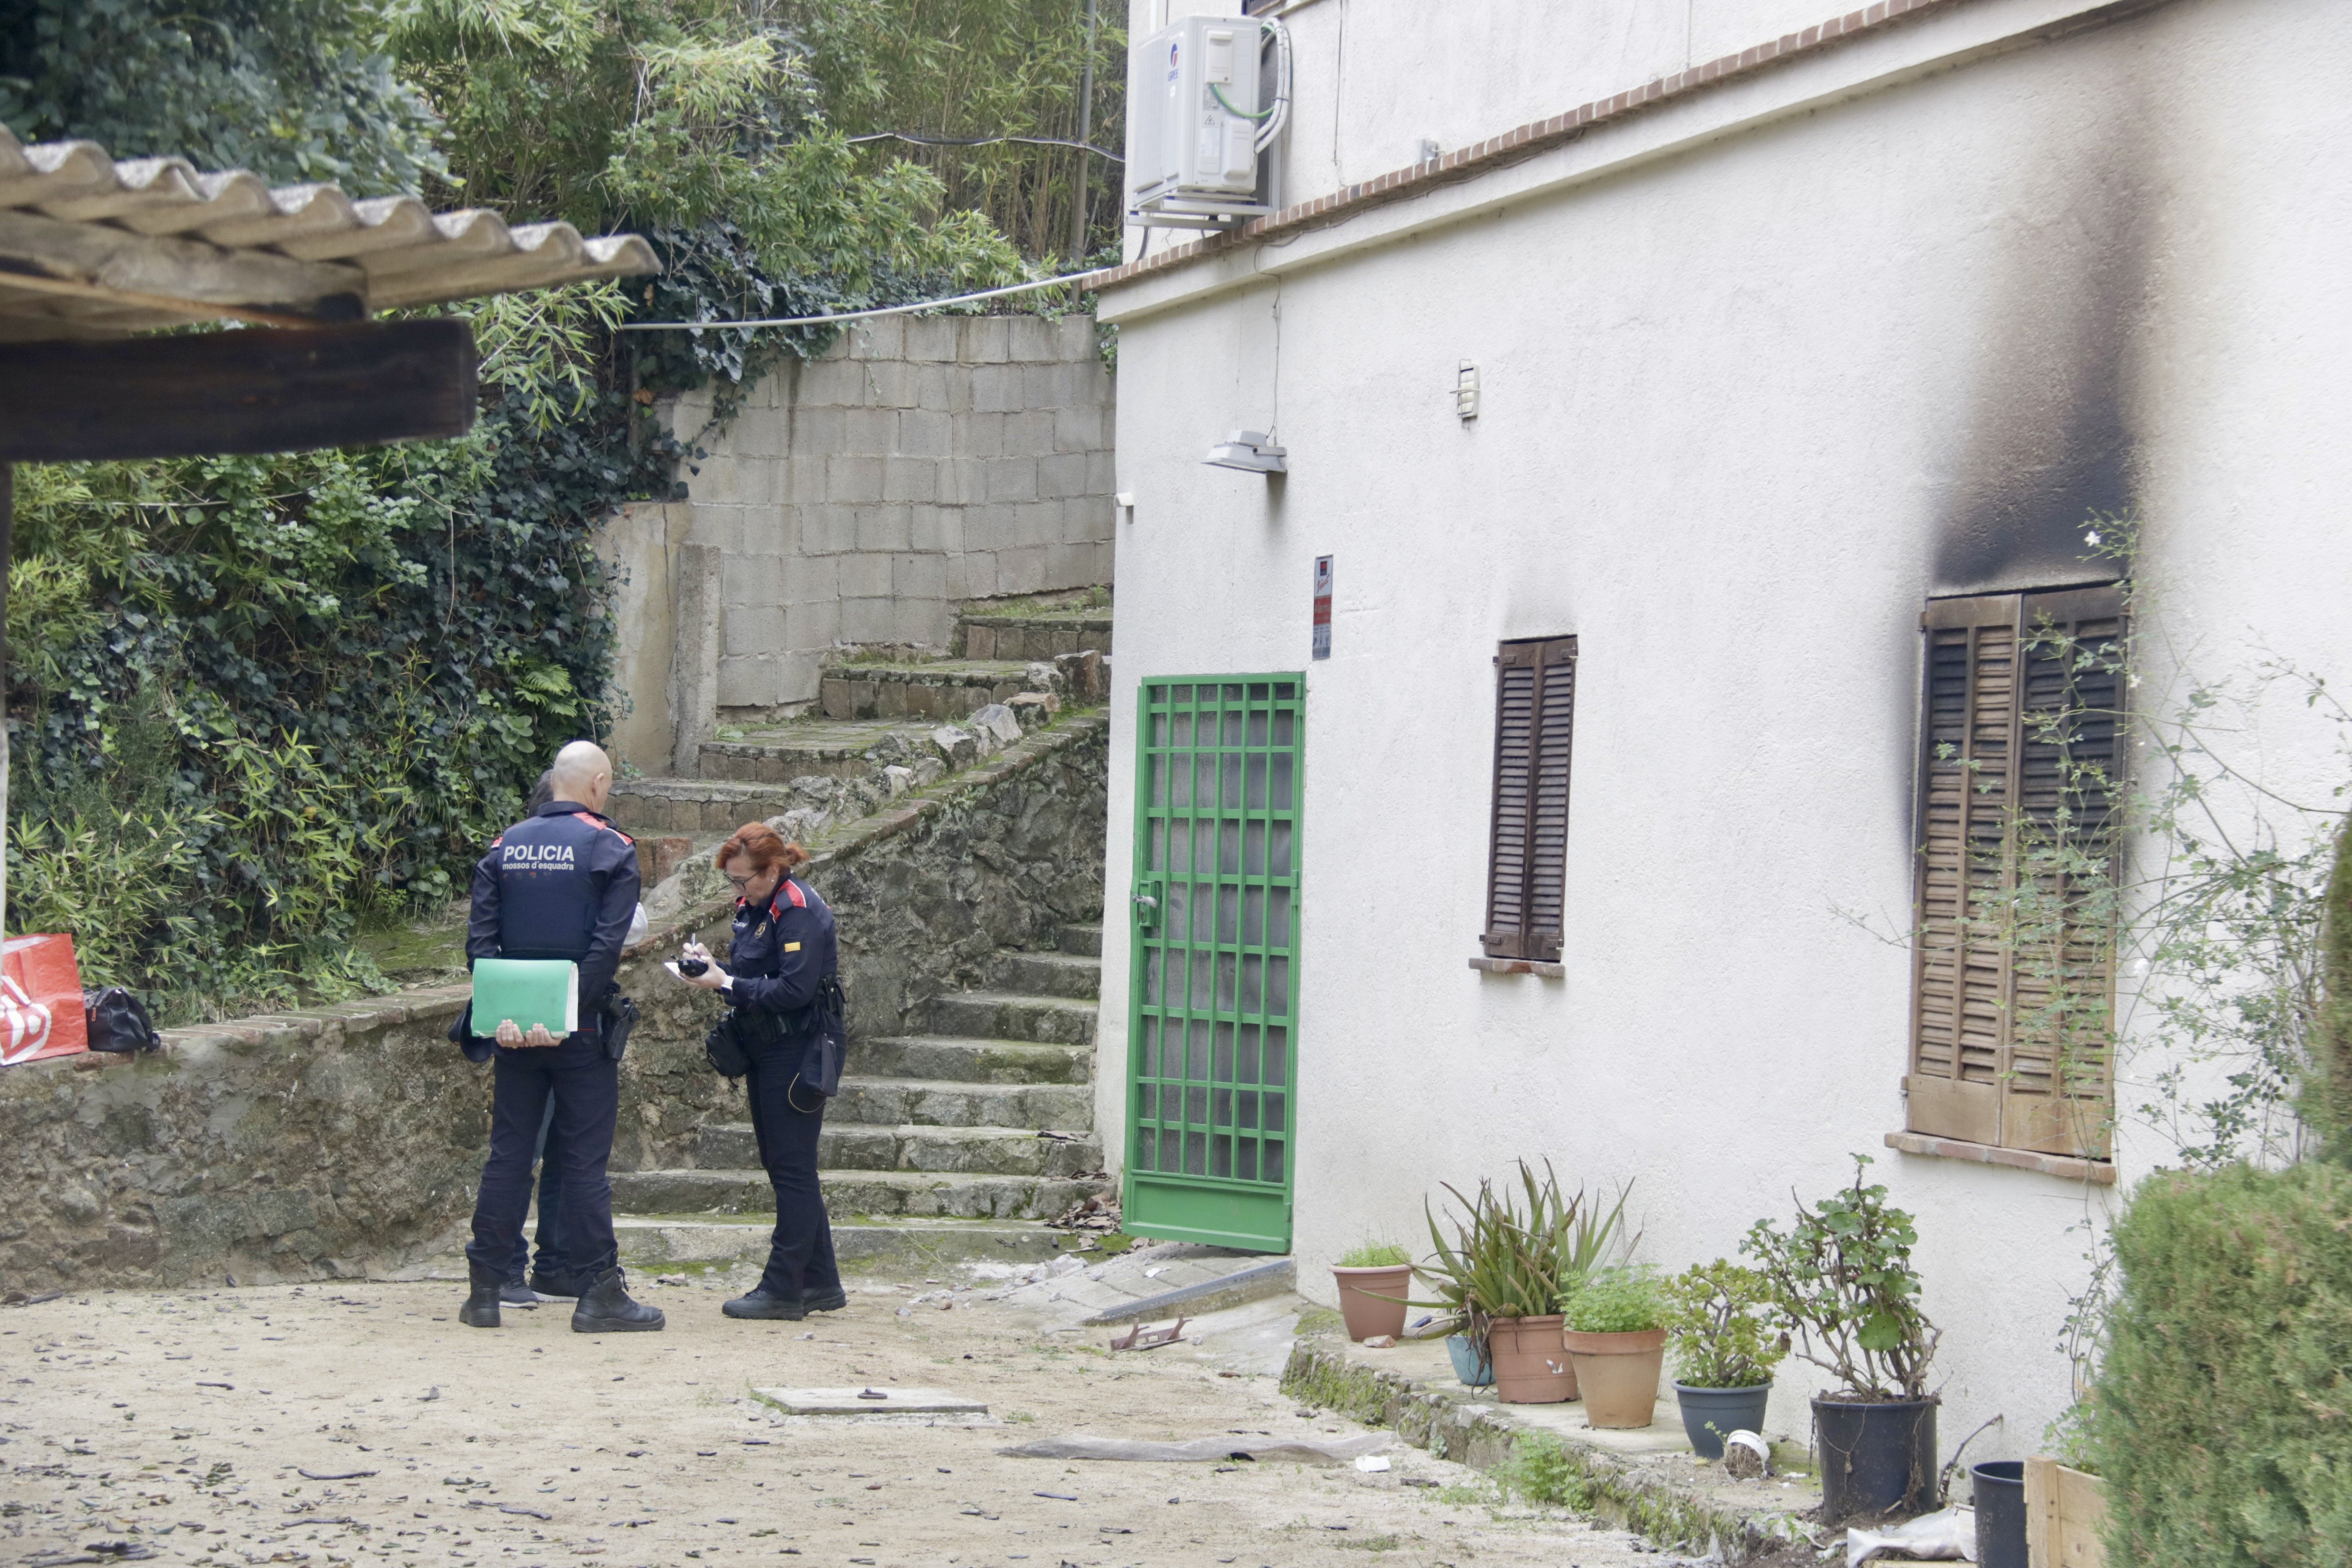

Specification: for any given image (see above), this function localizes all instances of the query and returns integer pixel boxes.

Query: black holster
[601,987,639,1062]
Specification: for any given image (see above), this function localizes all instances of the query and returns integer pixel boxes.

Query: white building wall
[1098,0,2352,1461]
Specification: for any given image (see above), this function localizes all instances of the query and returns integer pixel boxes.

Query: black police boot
[458,1264,503,1329]
[498,1278,540,1308]
[722,1285,807,1321]
[529,1268,585,1299]
[571,1267,665,1334]
[801,1284,848,1314]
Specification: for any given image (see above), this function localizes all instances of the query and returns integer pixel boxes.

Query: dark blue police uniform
[462,800,641,1287]
[725,876,843,1302]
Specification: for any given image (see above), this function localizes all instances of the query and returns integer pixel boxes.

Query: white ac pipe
[1256,15,1294,154]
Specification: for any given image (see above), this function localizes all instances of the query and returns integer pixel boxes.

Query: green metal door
[1123,675,1302,1253]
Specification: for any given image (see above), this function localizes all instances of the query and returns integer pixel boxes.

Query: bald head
[550,740,614,815]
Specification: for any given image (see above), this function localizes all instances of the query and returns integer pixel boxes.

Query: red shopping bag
[1,933,87,1065]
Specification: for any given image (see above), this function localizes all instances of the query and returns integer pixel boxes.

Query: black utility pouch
[705,1013,750,1081]
[787,973,848,1111]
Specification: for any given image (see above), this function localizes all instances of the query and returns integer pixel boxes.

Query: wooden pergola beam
[0,319,479,462]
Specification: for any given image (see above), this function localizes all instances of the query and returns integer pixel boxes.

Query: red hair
[716,822,809,879]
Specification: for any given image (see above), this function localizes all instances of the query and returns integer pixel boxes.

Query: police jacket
[467,800,642,1051]
[725,876,837,1031]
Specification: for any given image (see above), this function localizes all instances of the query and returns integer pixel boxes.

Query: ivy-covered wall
[6,390,669,1022]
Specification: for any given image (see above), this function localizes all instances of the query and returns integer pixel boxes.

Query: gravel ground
[1,1273,1717,1568]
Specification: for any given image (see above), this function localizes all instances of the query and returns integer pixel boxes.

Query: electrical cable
[614,268,1108,332]
[847,130,1122,161]
[1210,84,1274,122]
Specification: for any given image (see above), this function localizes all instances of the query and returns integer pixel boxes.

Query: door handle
[1133,879,1164,932]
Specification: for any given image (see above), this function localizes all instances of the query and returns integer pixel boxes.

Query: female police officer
[668,823,846,1321]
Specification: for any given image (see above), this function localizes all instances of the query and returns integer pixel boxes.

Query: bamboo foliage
[796,0,1127,260]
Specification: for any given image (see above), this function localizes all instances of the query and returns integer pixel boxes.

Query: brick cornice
[1092,0,1981,296]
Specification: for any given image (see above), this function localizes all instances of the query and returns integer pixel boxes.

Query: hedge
[2093,1161,2352,1566]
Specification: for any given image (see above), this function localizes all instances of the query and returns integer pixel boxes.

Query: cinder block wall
[664,313,1117,719]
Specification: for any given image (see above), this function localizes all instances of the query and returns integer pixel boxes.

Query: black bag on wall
[84,987,162,1054]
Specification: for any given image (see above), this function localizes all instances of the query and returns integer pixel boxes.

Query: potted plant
[1742,1155,1941,1524]
[1414,1162,1636,1405]
[1402,1216,1492,1385]
[1661,1259,1786,1459]
[1330,1240,1413,1342]
[1561,1265,1668,1428]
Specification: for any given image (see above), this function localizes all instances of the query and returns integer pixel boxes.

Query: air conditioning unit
[1127,12,1291,230]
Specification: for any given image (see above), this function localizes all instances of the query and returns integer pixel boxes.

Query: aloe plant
[1404,1161,1641,1349]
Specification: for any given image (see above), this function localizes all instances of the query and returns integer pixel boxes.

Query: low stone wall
[0,715,1108,1295]
[1281,1331,1810,1564]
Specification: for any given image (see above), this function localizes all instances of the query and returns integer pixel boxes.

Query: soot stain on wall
[1930,82,2159,597]
[1893,55,2166,846]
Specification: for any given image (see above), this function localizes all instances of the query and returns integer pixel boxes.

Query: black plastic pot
[1674,1383,1771,1460]
[1811,1396,1938,1523]
[1972,1460,2028,1568]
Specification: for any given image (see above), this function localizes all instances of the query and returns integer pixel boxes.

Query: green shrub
[1496,1432,1592,1510]
[1337,1241,1409,1269]
[1563,1265,1664,1334]
[1662,1260,1786,1388]
[1742,1155,1938,1399]
[2091,1161,2352,1566]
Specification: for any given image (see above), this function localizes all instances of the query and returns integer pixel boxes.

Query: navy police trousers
[742,1027,841,1296]
[466,1044,618,1281]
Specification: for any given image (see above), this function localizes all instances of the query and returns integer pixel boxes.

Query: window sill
[1468,956,1563,979]
[1882,1131,2116,1185]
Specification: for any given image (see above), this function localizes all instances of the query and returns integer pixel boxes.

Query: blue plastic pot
[1674,1382,1771,1459]
[1446,1332,1494,1387]
[1972,1460,2028,1568]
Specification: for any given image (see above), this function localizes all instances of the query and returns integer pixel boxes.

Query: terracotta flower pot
[1487,1313,1575,1403]
[1562,1328,1667,1428]
[1329,1265,1412,1342]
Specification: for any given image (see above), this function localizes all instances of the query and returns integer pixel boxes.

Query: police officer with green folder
[457,740,662,1334]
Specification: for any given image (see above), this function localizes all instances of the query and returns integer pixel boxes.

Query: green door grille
[1123,675,1302,1254]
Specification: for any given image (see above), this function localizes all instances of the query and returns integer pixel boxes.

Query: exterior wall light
[1204,430,1287,474]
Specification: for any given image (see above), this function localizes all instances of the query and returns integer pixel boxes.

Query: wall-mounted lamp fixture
[1456,362,1480,421]
[1114,490,1136,524]
[1204,430,1288,474]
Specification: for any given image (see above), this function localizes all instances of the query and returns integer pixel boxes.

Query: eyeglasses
[726,872,756,890]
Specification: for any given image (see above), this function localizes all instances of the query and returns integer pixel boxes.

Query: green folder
[470,958,579,1039]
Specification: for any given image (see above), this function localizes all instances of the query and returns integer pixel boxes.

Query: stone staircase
[608,595,1111,846]
[608,922,1112,1269]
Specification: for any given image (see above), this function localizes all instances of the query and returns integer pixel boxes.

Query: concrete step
[957,613,1113,663]
[819,660,1036,722]
[613,1167,1107,1222]
[608,776,797,835]
[1059,923,1103,958]
[697,1121,1102,1176]
[613,1214,1079,1271]
[989,949,1102,1000]
[831,1074,1095,1129]
[699,718,939,784]
[847,1034,1093,1085]
[916,990,1097,1045]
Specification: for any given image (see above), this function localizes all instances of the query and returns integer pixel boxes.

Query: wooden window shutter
[1484,636,1576,960]
[1907,587,2125,1157]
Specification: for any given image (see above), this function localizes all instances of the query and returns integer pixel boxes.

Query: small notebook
[470,958,579,1038]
